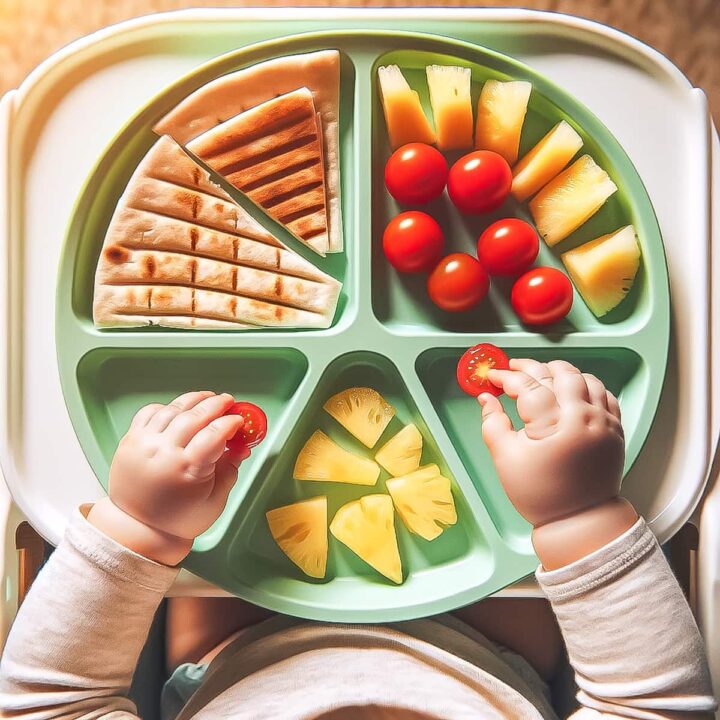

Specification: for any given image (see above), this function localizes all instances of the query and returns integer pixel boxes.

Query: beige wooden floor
[0,0,718,124]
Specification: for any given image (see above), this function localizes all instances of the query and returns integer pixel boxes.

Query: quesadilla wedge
[93,135,341,330]
[153,49,342,254]
[186,88,330,257]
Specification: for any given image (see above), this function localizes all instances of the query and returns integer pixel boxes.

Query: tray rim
[0,8,714,602]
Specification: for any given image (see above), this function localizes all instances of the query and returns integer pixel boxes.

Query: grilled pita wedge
[93,136,341,330]
[153,50,342,253]
[186,88,330,256]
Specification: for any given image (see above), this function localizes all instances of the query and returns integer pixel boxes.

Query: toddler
[0,359,715,719]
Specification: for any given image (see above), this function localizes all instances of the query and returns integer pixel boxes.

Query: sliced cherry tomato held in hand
[383,211,444,273]
[224,402,268,456]
[385,143,448,205]
[457,343,510,397]
[427,253,489,312]
[447,150,512,215]
[477,218,539,276]
[511,267,573,325]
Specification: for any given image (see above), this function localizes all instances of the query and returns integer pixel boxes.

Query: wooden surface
[0,0,718,123]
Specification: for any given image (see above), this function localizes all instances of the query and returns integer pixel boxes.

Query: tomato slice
[224,402,268,454]
[456,344,510,397]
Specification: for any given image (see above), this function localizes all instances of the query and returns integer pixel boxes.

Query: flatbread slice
[93,136,341,330]
[154,49,342,253]
[186,88,329,257]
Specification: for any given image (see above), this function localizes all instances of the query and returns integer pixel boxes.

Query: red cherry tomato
[224,402,268,455]
[456,343,510,397]
[384,143,448,205]
[427,253,489,312]
[383,211,444,273]
[511,267,573,325]
[477,218,539,276]
[447,150,512,215]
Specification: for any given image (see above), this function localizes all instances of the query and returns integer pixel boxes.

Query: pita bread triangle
[186,88,330,257]
[153,49,342,254]
[93,135,341,330]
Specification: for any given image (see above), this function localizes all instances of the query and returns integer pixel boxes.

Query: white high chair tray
[0,8,717,599]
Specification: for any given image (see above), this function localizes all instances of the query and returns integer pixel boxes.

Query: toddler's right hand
[481,360,636,568]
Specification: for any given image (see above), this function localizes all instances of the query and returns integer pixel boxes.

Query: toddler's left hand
[89,392,246,564]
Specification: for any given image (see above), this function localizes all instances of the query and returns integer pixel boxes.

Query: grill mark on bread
[261,180,323,210]
[190,258,197,284]
[104,245,129,264]
[274,276,283,297]
[125,206,278,249]
[192,168,201,186]
[115,240,323,283]
[229,297,237,316]
[103,280,325,322]
[142,255,156,278]
[231,267,238,290]
[238,158,320,195]
[189,227,199,251]
[191,288,196,313]
[216,135,316,179]
[302,226,330,241]
[197,103,313,158]
[191,196,199,219]
[279,203,326,226]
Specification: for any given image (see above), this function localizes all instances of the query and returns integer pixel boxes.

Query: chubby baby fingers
[146,391,216,433]
[478,393,513,451]
[184,414,244,467]
[165,393,236,446]
[582,373,609,409]
[488,369,558,424]
[129,403,165,431]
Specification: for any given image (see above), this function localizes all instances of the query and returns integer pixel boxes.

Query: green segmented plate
[56,30,669,622]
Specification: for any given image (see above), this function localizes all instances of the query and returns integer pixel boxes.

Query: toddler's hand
[481,359,624,527]
[481,359,638,570]
[89,391,246,565]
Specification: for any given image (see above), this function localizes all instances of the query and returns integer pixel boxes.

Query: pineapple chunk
[323,387,396,448]
[330,495,402,584]
[512,120,583,202]
[475,80,532,165]
[378,65,436,149]
[426,65,473,151]
[375,424,423,476]
[562,225,640,317]
[387,465,457,541]
[266,496,328,579]
[294,430,379,486]
[529,155,617,247]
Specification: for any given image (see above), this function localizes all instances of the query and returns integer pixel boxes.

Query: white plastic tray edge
[0,8,715,597]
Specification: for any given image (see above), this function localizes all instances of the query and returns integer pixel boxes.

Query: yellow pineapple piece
[387,465,457,541]
[475,79,532,165]
[330,494,402,584]
[266,496,328,579]
[562,225,640,317]
[426,65,473,151]
[512,120,584,201]
[529,155,617,247]
[378,65,436,149]
[323,387,396,448]
[375,424,423,476]
[293,430,379,486]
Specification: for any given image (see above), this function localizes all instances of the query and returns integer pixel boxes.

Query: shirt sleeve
[537,517,716,719]
[0,505,178,719]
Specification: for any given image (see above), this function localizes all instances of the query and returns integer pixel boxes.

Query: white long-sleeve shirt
[0,507,715,719]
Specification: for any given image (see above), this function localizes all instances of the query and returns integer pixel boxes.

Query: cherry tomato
[511,267,573,325]
[456,343,510,397]
[427,253,489,312]
[447,150,512,215]
[477,218,539,276]
[384,143,448,205]
[383,211,444,273]
[224,402,268,455]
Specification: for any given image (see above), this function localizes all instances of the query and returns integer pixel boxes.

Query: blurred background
[0,0,718,122]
